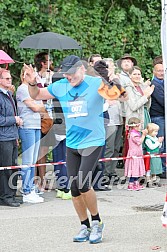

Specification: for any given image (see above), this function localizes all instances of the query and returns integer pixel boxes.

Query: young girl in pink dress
[124,117,147,191]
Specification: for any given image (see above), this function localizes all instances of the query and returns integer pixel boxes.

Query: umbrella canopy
[0,50,15,64]
[19,32,82,50]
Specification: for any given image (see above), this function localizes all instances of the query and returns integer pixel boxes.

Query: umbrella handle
[5,63,9,70]
[48,49,50,70]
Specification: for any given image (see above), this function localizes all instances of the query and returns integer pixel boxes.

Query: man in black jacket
[150,58,166,178]
[0,68,23,206]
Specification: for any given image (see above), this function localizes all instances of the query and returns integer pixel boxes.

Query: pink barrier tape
[0,153,166,171]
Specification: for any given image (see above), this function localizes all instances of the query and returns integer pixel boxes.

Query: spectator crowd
[0,51,166,244]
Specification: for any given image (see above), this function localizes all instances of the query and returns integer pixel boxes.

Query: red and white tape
[0,153,166,171]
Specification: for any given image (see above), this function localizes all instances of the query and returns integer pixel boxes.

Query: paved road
[0,175,167,252]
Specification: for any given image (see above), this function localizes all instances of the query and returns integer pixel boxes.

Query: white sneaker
[23,192,44,203]
[31,189,44,198]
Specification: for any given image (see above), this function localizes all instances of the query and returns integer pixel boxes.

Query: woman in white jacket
[124,66,154,130]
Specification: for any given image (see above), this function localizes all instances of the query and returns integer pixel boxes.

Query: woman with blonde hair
[16,66,45,203]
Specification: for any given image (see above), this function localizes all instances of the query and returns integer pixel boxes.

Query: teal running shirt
[47,75,105,149]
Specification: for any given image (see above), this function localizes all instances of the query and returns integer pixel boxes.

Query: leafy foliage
[0,0,162,83]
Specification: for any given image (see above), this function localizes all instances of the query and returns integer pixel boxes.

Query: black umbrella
[19,32,82,50]
[19,32,82,69]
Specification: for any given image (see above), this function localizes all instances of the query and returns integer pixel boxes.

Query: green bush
[0,0,162,82]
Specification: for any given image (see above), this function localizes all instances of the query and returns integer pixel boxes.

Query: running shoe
[89,220,104,244]
[73,224,91,242]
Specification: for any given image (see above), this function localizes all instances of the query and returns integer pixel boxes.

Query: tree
[0,0,162,83]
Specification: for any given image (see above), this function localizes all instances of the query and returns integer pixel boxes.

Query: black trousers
[66,146,103,197]
[0,140,18,200]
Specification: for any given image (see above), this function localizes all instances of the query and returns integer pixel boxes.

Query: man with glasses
[150,57,166,179]
[0,68,23,207]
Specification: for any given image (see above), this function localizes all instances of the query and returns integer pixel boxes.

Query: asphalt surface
[0,169,167,252]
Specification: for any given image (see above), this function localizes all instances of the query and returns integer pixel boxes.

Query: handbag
[41,109,53,134]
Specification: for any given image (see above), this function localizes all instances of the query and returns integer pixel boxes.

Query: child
[124,117,147,191]
[144,123,163,187]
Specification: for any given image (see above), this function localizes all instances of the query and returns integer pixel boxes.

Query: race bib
[67,100,88,118]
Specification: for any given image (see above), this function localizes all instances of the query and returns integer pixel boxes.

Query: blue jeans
[151,116,166,172]
[52,139,69,192]
[19,128,41,194]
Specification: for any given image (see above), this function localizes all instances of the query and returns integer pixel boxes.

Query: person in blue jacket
[150,57,166,178]
[0,68,23,207]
